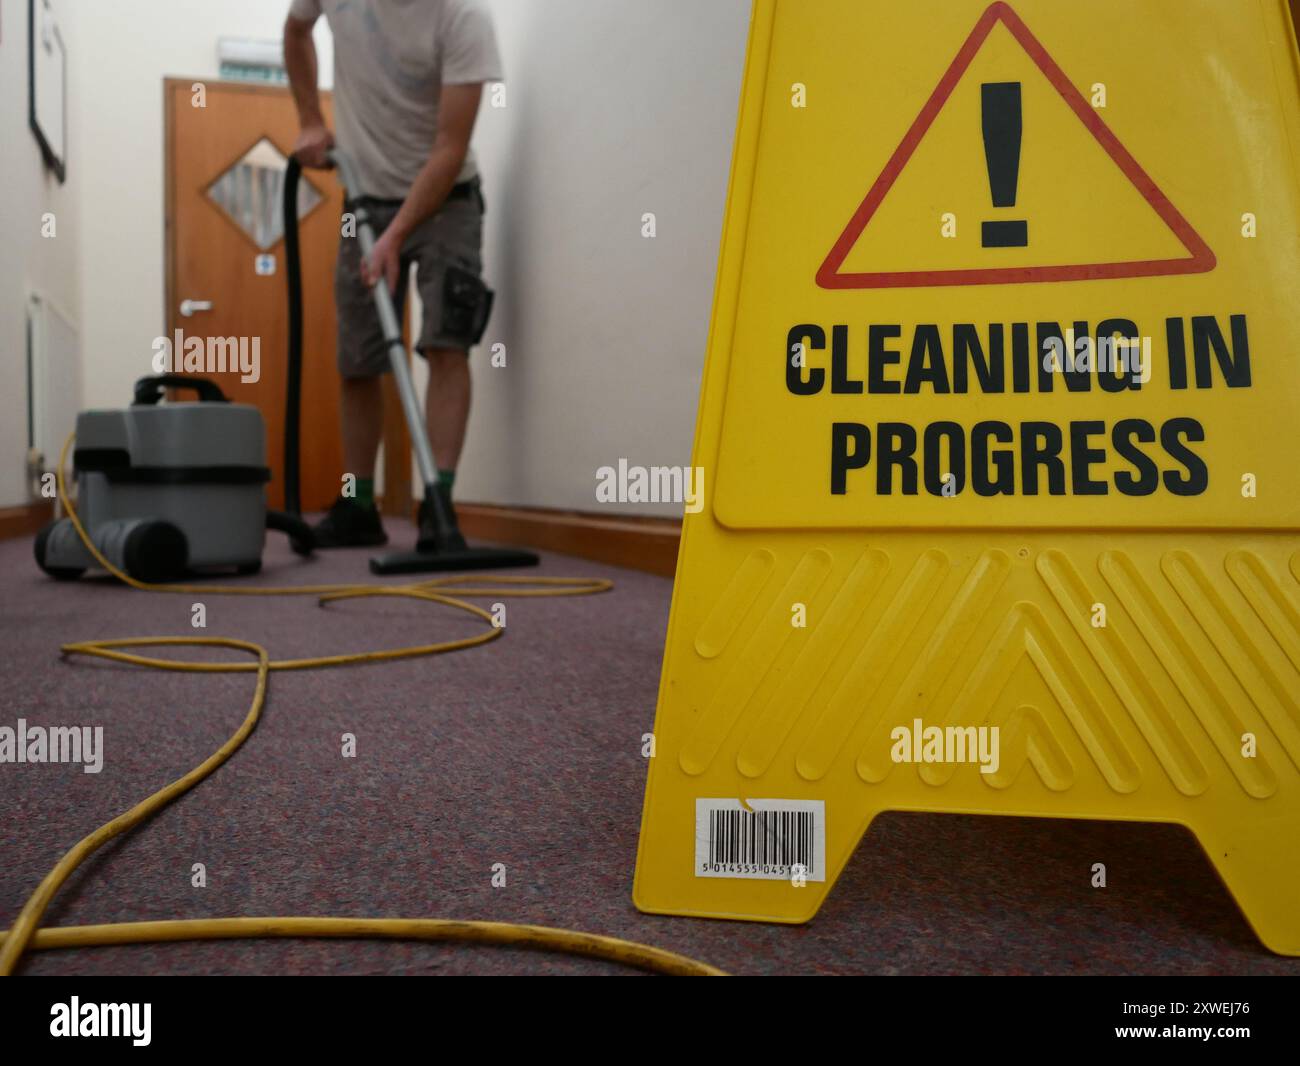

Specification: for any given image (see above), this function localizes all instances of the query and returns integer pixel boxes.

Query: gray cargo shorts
[335,180,492,379]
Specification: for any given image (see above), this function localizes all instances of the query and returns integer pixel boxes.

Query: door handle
[179,299,213,317]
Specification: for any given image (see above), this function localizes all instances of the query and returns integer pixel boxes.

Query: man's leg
[313,201,408,548]
[424,348,471,478]
[409,188,485,541]
[341,375,385,478]
[311,371,389,547]
[416,348,471,551]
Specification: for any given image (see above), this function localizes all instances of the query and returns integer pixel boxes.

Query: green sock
[437,469,456,493]
[355,477,375,507]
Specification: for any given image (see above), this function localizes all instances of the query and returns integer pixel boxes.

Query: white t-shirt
[288,0,503,198]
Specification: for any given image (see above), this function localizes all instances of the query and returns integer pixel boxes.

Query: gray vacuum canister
[35,376,272,582]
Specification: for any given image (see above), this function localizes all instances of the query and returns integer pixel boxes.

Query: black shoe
[416,483,467,553]
[311,497,388,548]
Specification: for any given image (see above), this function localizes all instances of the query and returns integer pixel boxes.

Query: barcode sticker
[694,799,826,881]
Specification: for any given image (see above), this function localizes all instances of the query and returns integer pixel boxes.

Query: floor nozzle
[369,547,540,575]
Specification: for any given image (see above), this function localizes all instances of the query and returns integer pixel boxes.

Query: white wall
[0,0,81,507]
[460,0,749,515]
[58,0,748,518]
[61,0,332,417]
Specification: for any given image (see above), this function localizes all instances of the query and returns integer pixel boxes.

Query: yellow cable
[0,918,722,977]
[0,435,724,978]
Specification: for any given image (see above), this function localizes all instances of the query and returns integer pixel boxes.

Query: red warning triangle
[816,2,1216,290]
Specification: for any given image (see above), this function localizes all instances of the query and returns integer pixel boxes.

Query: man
[284,0,502,546]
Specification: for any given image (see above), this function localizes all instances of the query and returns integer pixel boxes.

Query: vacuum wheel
[123,521,188,583]
[33,521,85,581]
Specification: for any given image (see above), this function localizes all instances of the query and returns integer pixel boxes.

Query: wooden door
[165,78,344,513]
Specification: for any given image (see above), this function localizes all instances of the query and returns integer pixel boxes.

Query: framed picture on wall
[29,0,67,183]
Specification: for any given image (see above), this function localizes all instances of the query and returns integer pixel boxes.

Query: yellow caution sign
[634,0,1300,955]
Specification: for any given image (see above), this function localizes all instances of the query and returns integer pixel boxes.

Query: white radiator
[26,292,80,499]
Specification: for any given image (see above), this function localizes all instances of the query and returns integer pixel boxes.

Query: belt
[353,180,479,211]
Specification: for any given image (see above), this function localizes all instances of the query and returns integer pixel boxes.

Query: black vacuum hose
[282,156,305,519]
[266,508,315,556]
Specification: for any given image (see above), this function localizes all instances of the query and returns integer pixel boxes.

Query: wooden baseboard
[0,501,53,541]
[454,503,682,577]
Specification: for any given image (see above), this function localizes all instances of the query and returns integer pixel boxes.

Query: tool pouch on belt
[442,265,495,346]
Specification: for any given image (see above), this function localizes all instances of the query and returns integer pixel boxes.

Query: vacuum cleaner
[35,147,537,582]
[33,374,314,581]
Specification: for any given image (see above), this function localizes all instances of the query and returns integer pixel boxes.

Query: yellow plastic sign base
[634,0,1300,956]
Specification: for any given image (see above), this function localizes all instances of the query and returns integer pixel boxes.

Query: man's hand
[361,225,404,292]
[293,124,335,168]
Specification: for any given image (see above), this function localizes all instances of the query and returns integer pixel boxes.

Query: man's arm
[284,14,334,167]
[361,82,485,290]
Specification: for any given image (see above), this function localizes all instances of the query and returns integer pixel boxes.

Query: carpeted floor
[2,521,1297,976]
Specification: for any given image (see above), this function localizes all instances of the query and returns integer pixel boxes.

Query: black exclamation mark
[981,82,1027,248]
